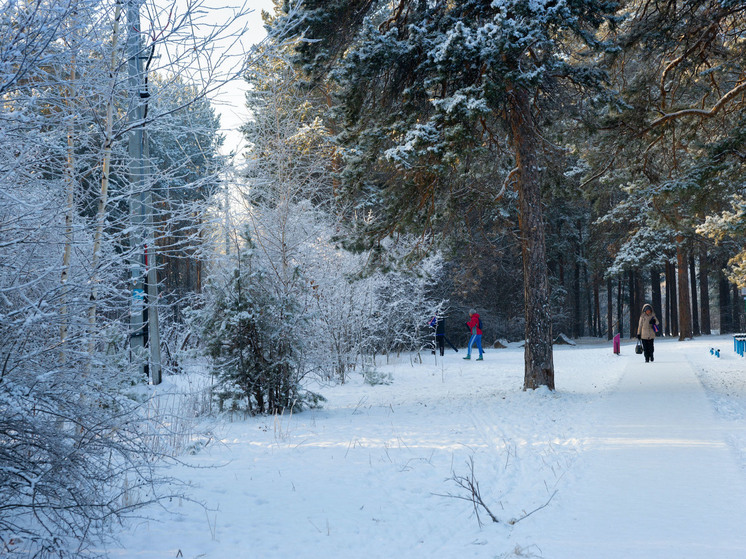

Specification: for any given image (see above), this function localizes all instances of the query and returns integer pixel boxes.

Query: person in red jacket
[464,309,484,360]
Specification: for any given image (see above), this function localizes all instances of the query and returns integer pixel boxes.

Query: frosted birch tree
[199,32,445,396]
[0,0,280,555]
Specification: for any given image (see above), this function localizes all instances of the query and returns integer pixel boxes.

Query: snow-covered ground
[111,334,746,558]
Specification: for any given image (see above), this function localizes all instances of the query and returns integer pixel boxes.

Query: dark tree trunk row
[596,244,724,340]
[569,244,742,341]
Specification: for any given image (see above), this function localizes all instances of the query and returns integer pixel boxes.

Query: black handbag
[635,340,643,354]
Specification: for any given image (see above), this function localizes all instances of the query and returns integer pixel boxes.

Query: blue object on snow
[733,334,746,357]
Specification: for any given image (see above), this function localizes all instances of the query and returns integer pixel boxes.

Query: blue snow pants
[467,334,483,357]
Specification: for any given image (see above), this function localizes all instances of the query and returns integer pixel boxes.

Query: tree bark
[664,264,671,336]
[651,267,662,321]
[629,270,639,338]
[666,261,679,336]
[592,272,600,338]
[719,267,731,334]
[628,271,633,338]
[636,270,644,322]
[732,284,742,333]
[699,244,711,334]
[607,276,613,340]
[689,253,699,335]
[617,278,624,337]
[574,260,582,338]
[509,85,554,390]
[676,240,692,340]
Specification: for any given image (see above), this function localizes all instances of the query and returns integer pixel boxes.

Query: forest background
[2,1,746,557]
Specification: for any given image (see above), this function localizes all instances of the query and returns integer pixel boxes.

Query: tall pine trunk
[666,261,679,336]
[676,240,692,340]
[689,254,699,335]
[699,244,711,334]
[732,285,742,333]
[664,265,671,336]
[573,260,581,338]
[651,267,662,321]
[629,270,641,338]
[592,273,600,338]
[637,271,644,328]
[617,278,624,337]
[628,271,634,338]
[719,267,731,334]
[607,277,613,340]
[509,85,554,390]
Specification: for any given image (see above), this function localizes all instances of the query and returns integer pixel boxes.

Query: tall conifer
[273,0,620,389]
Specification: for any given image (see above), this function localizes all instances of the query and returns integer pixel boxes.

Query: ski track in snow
[109,335,746,559]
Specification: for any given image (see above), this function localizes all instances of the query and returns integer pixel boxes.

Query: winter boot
[463,355,471,360]
[476,356,483,361]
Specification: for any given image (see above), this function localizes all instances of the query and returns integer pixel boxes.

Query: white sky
[153,0,276,158]
[208,0,275,158]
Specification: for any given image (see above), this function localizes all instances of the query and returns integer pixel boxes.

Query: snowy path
[522,348,746,558]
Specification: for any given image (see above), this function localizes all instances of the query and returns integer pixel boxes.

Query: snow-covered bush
[301,237,445,381]
[0,370,181,558]
[200,231,323,414]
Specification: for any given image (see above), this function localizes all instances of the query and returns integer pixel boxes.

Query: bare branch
[650,80,746,128]
[508,490,559,525]
[435,456,501,527]
[436,455,559,529]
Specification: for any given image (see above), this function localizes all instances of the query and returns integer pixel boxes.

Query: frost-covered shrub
[200,233,323,414]
[0,359,179,558]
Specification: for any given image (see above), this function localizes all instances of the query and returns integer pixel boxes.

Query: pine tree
[273,0,621,389]
[594,0,746,338]
[201,232,318,414]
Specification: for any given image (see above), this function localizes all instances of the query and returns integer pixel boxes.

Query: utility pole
[144,131,162,385]
[127,0,161,384]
